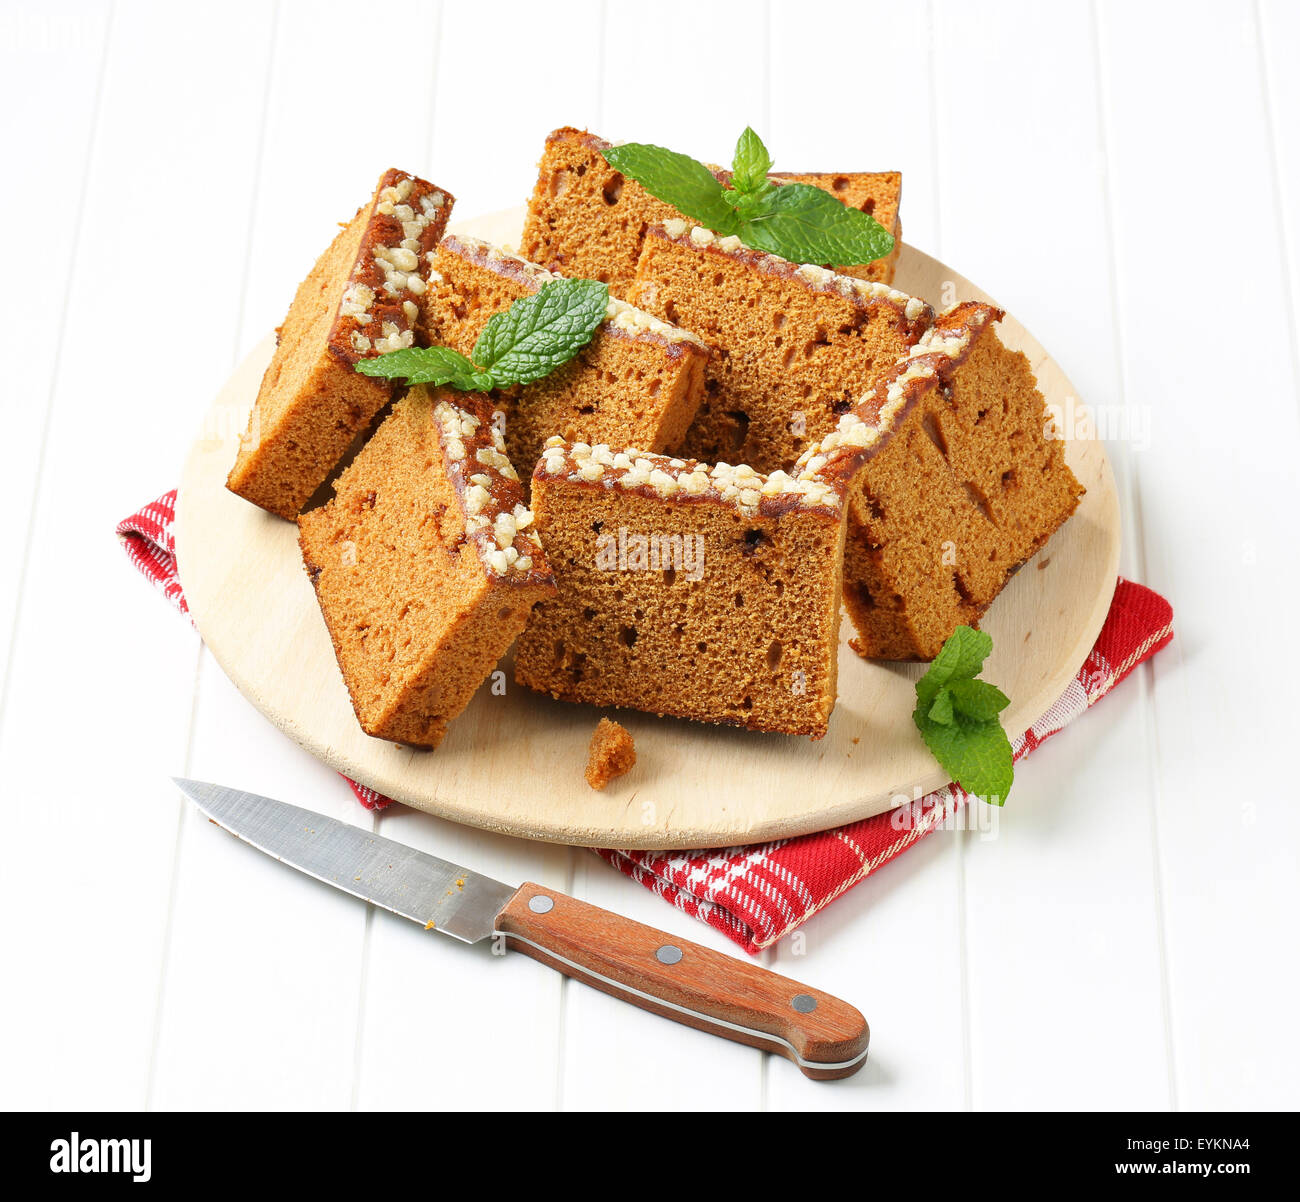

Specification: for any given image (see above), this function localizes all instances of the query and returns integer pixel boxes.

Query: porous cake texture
[422,235,708,479]
[514,438,855,737]
[520,127,905,294]
[585,718,636,790]
[803,302,1085,661]
[298,387,554,748]
[627,221,933,474]
[229,169,454,520]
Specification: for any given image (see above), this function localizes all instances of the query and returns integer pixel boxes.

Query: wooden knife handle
[496,881,869,1080]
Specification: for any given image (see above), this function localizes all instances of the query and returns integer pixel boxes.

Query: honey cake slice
[229,170,454,520]
[626,221,932,474]
[519,127,905,295]
[298,387,553,748]
[513,439,850,737]
[422,234,708,478]
[794,302,1085,661]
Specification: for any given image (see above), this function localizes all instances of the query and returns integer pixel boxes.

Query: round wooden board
[176,206,1120,849]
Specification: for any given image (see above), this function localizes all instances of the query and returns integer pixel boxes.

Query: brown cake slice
[422,235,708,479]
[793,302,1085,661]
[519,127,904,295]
[228,170,454,519]
[513,439,848,737]
[298,387,553,748]
[627,221,933,473]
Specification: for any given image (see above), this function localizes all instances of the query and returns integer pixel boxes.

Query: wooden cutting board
[175,206,1120,850]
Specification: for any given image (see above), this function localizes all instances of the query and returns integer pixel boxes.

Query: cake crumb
[585,719,636,790]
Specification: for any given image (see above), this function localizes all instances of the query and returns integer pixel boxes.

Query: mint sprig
[358,345,493,391]
[356,276,610,391]
[473,276,611,385]
[913,626,1014,804]
[602,127,894,267]
[729,127,774,198]
[600,143,742,236]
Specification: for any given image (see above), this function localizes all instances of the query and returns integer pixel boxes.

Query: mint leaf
[927,689,955,725]
[355,278,609,394]
[731,178,778,224]
[915,624,993,709]
[601,142,741,235]
[913,626,1013,803]
[356,345,485,390]
[731,127,773,195]
[915,711,1014,804]
[472,277,609,387]
[947,678,1010,722]
[741,182,895,266]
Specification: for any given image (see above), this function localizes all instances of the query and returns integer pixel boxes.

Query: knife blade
[174,777,870,1079]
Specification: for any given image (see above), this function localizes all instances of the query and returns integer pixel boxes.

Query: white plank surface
[0,0,111,692]
[2,0,1297,1112]
[1095,0,1300,1111]
[0,0,276,1109]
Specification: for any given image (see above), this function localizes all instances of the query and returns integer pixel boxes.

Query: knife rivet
[528,894,554,914]
[655,944,683,965]
[791,993,817,1013]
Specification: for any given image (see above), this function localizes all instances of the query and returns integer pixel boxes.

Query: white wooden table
[2,0,1297,1112]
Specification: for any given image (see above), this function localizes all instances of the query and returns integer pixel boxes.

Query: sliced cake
[513,439,853,737]
[422,234,709,477]
[298,387,553,747]
[795,302,1085,661]
[229,170,454,519]
[626,221,933,473]
[519,127,904,295]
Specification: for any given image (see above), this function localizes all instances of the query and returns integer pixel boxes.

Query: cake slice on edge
[519,127,905,294]
[513,439,855,738]
[800,302,1085,661]
[298,387,554,748]
[422,235,709,479]
[228,169,454,520]
[627,220,933,474]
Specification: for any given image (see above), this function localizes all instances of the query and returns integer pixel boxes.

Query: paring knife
[173,778,869,1080]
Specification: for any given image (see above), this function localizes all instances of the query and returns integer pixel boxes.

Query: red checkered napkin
[119,490,1173,954]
